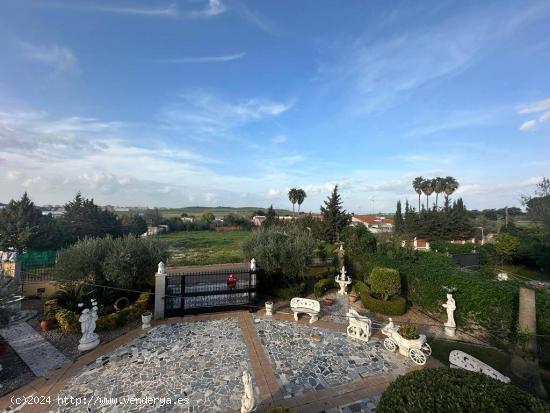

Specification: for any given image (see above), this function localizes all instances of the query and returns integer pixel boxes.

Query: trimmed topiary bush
[314,278,337,298]
[377,368,548,413]
[370,267,401,300]
[354,281,407,316]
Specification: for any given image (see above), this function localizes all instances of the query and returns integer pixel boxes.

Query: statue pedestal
[335,278,352,296]
[78,333,99,351]
[444,325,456,337]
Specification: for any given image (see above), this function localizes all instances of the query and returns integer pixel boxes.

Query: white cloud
[272,135,287,144]
[19,41,77,72]
[158,91,292,137]
[518,98,550,114]
[162,53,245,63]
[539,111,550,123]
[519,119,537,131]
[202,0,225,17]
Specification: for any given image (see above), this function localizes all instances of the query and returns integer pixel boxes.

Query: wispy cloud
[28,0,226,19]
[157,91,293,137]
[18,41,77,72]
[517,97,550,131]
[233,1,278,35]
[518,98,550,114]
[520,119,536,132]
[272,134,287,144]
[161,53,245,63]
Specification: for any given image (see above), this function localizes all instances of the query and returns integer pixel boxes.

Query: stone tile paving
[324,394,381,413]
[253,316,412,399]
[52,318,256,413]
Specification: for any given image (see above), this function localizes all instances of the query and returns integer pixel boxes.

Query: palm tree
[288,188,298,217]
[295,189,307,214]
[443,176,459,207]
[421,178,434,210]
[412,177,424,213]
[434,177,445,209]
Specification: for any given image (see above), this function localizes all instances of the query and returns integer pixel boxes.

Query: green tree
[295,189,307,214]
[121,214,147,236]
[200,212,216,223]
[394,201,404,234]
[523,177,550,232]
[434,177,445,209]
[288,188,298,217]
[320,185,350,242]
[495,233,521,266]
[443,176,459,206]
[144,208,163,226]
[264,205,278,227]
[61,192,123,243]
[421,178,435,210]
[0,193,63,252]
[412,177,424,213]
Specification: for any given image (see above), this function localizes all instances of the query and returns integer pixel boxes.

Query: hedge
[377,368,548,413]
[314,278,337,298]
[370,267,401,300]
[350,250,522,340]
[353,281,407,316]
[49,292,150,333]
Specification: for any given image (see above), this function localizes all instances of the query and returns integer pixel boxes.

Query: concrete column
[518,287,537,353]
[154,264,166,320]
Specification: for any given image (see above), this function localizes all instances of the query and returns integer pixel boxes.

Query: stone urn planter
[348,292,359,303]
[265,301,274,316]
[40,318,55,332]
[381,319,432,365]
[141,311,152,329]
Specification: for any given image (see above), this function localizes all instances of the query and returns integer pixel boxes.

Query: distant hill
[127,206,296,219]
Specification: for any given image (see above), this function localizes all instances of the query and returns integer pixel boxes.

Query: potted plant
[324,295,335,306]
[141,311,152,329]
[348,291,359,303]
[265,301,274,316]
[40,318,55,332]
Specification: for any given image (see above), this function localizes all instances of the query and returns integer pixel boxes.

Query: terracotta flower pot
[324,297,334,306]
[348,293,359,303]
[40,318,55,332]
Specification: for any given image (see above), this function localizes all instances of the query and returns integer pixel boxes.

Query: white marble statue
[442,293,456,336]
[346,309,372,342]
[339,266,348,281]
[335,266,352,295]
[449,350,510,383]
[240,370,256,413]
[78,301,100,351]
[157,261,166,275]
[250,258,256,272]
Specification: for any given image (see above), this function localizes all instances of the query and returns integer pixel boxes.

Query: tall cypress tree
[320,185,350,242]
[394,201,404,234]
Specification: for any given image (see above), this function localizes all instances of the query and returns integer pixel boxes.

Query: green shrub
[265,408,297,413]
[354,281,407,316]
[44,299,59,319]
[398,323,418,339]
[242,226,315,283]
[270,283,305,300]
[377,368,548,413]
[314,278,337,298]
[55,308,80,333]
[370,267,401,300]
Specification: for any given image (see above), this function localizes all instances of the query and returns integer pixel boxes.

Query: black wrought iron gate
[164,267,257,317]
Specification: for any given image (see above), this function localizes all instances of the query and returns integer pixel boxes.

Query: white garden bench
[290,297,320,324]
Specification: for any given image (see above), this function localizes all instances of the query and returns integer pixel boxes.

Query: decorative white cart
[381,318,432,365]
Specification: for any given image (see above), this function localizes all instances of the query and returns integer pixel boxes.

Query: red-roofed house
[401,237,431,251]
[351,215,394,234]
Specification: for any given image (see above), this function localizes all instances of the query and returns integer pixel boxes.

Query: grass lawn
[430,338,512,376]
[158,230,251,266]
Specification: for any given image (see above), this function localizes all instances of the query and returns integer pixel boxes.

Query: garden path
[0,322,67,377]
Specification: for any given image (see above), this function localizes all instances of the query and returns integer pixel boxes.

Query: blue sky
[0,0,549,212]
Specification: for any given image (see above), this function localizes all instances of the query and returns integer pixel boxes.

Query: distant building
[181,216,195,223]
[251,215,267,226]
[401,237,431,251]
[147,224,169,235]
[42,209,65,218]
[351,215,394,233]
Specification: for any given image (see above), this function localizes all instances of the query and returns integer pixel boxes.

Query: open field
[158,230,252,266]
[116,206,294,219]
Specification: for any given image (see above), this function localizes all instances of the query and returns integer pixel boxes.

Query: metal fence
[451,253,480,271]
[164,267,257,317]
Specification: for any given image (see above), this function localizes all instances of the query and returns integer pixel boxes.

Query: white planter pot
[142,312,152,329]
[265,301,274,316]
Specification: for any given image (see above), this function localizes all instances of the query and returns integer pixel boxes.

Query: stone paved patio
[253,316,413,399]
[53,318,256,412]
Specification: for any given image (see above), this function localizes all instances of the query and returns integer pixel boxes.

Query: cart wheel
[422,343,432,356]
[384,338,397,352]
[409,348,427,365]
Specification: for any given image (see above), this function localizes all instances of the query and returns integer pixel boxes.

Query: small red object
[227,273,237,289]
